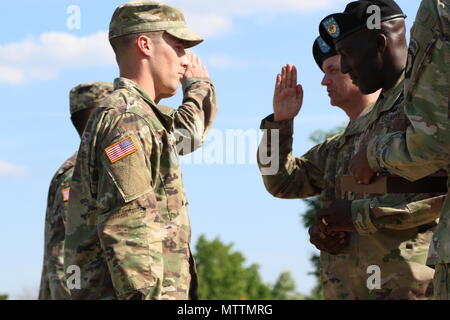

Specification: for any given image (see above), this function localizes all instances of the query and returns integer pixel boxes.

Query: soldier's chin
[159,88,178,100]
[329,96,339,107]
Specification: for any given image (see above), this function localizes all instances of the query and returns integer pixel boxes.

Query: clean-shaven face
[321,55,361,107]
[335,31,382,95]
[151,33,189,99]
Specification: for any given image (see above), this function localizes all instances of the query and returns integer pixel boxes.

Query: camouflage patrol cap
[109,1,203,48]
[69,82,114,116]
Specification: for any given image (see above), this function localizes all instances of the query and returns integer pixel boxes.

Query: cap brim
[166,27,204,48]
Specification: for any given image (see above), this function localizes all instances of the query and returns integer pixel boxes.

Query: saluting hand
[184,51,210,79]
[273,64,303,122]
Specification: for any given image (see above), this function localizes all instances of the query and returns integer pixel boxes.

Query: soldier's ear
[375,33,388,55]
[136,34,153,57]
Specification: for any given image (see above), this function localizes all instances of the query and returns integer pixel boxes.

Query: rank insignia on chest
[61,188,70,202]
[104,136,138,163]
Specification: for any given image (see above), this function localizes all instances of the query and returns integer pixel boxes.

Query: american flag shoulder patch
[104,136,138,163]
[61,188,70,202]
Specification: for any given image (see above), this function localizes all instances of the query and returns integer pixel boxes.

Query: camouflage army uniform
[65,77,217,300]
[258,73,445,299]
[38,82,113,300]
[38,153,76,300]
[366,0,450,299]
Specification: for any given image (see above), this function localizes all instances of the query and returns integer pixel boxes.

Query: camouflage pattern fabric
[38,82,113,300]
[364,0,450,299]
[70,82,114,116]
[434,263,450,300]
[258,74,443,299]
[64,77,217,300]
[109,1,203,48]
[38,153,77,300]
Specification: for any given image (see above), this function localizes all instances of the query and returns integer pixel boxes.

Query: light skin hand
[183,51,210,79]
[273,64,304,122]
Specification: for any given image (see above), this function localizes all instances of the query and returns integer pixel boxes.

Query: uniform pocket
[102,135,153,203]
[405,24,439,102]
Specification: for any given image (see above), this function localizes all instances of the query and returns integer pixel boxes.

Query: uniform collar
[380,71,405,101]
[113,77,175,130]
[336,72,405,145]
[365,71,405,124]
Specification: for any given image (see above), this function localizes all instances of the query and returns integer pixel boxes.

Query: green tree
[0,294,8,300]
[271,271,304,300]
[300,126,345,300]
[194,235,272,300]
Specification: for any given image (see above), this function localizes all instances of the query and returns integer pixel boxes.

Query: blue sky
[0,0,421,299]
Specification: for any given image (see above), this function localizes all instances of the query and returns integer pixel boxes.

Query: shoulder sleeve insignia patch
[104,136,138,163]
[322,17,340,38]
[61,188,70,202]
[317,37,332,53]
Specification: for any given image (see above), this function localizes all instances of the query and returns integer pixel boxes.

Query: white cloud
[187,14,233,37]
[175,0,345,15]
[0,31,114,85]
[0,65,25,85]
[0,0,346,85]
[0,161,29,178]
[174,0,347,36]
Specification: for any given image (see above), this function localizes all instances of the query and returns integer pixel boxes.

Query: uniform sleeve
[41,170,72,299]
[173,77,217,155]
[38,179,56,300]
[95,113,163,300]
[257,114,326,199]
[366,0,450,181]
[352,194,444,235]
[38,262,51,300]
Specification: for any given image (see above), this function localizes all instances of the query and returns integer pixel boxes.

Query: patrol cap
[313,36,338,71]
[69,82,114,116]
[319,0,406,45]
[109,1,203,48]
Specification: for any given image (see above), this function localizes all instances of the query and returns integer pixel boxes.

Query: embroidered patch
[322,17,340,39]
[317,37,332,54]
[61,188,70,202]
[105,136,138,163]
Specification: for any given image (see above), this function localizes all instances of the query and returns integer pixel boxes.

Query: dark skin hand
[349,144,377,185]
[308,224,347,255]
[316,199,356,234]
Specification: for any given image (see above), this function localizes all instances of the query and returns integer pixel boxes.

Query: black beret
[319,0,406,45]
[312,36,337,71]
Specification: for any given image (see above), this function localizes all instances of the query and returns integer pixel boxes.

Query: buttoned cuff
[260,114,293,134]
[182,77,212,92]
[366,136,383,172]
[352,199,379,235]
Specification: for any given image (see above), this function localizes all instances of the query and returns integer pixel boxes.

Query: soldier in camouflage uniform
[38,82,114,300]
[350,0,450,299]
[258,0,445,299]
[64,2,217,300]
